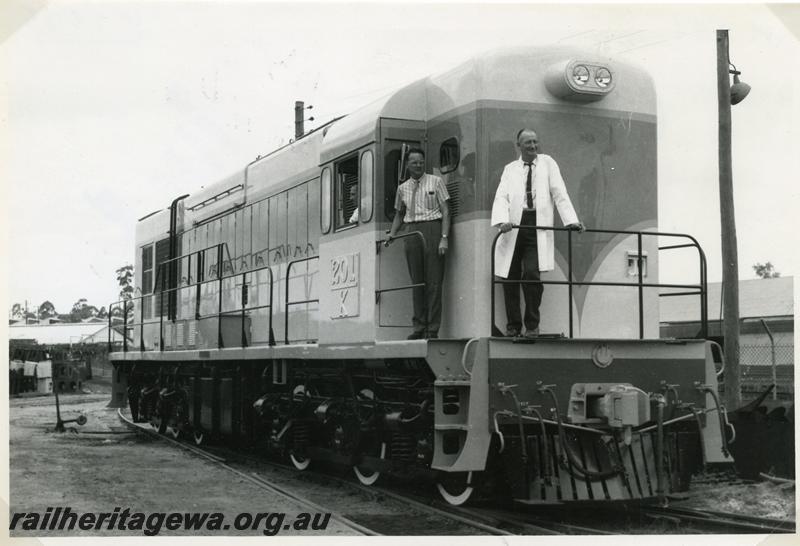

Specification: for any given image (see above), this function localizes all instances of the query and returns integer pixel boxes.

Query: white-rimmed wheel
[288,384,313,471]
[152,400,168,434]
[436,471,475,506]
[170,396,188,440]
[354,442,386,485]
[289,452,311,470]
[193,430,205,445]
[352,388,385,485]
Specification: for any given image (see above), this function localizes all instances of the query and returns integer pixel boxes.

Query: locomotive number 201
[330,253,359,318]
[330,253,359,289]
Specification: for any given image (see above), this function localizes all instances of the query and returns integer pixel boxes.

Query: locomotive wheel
[288,384,313,471]
[152,414,167,434]
[352,388,384,485]
[170,395,188,439]
[152,400,168,434]
[193,430,205,445]
[436,471,474,506]
[353,442,386,486]
[289,452,311,470]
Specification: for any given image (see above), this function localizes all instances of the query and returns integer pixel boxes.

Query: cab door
[375,118,427,341]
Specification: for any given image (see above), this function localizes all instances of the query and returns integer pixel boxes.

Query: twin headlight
[545,59,616,101]
[571,64,613,88]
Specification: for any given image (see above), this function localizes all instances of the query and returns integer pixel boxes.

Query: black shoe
[505,328,521,337]
[426,333,439,339]
[523,327,540,339]
[407,331,426,340]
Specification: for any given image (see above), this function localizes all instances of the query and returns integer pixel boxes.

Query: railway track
[117,411,526,535]
[117,410,376,536]
[118,410,793,536]
[183,432,616,534]
[640,505,796,534]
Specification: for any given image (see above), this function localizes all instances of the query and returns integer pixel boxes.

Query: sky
[3,2,799,316]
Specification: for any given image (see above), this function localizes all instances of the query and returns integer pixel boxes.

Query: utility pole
[716,29,741,409]
[294,100,313,140]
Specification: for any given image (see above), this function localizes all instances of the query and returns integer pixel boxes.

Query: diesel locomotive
[108,46,733,506]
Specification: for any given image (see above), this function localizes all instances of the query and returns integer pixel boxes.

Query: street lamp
[729,64,751,105]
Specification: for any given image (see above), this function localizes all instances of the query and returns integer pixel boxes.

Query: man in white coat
[491,128,584,337]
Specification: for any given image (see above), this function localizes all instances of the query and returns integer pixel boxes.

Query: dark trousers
[402,220,445,335]
[503,210,542,332]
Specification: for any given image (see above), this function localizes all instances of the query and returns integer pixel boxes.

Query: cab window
[439,137,460,174]
[320,167,332,234]
[334,155,359,230]
[359,150,374,222]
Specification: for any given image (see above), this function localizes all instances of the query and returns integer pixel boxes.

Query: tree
[38,300,57,320]
[116,264,134,301]
[68,298,99,322]
[10,303,36,322]
[97,306,108,319]
[753,262,780,279]
[115,263,136,325]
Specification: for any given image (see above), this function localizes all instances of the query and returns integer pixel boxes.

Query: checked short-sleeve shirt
[394,174,450,223]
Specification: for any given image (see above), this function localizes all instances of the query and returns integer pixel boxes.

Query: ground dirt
[680,478,796,520]
[8,382,357,537]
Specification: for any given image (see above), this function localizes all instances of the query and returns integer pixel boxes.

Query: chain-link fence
[740,343,794,367]
[728,342,795,400]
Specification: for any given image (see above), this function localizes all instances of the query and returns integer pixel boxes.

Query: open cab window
[334,155,359,230]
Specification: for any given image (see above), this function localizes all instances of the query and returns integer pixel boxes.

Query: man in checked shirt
[385,148,451,339]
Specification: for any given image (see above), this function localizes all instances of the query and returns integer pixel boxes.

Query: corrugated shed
[660,276,794,323]
[8,323,127,345]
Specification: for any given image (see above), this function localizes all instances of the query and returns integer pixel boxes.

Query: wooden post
[294,100,304,139]
[716,30,741,409]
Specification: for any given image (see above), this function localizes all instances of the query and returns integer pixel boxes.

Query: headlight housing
[545,60,616,102]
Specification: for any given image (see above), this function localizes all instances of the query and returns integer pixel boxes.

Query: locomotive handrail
[152,243,235,322]
[159,263,275,349]
[107,260,275,352]
[284,255,320,345]
[153,243,235,292]
[490,225,708,340]
[374,230,426,327]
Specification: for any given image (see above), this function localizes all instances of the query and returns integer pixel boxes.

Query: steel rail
[187,439,518,535]
[640,505,795,533]
[122,412,545,536]
[474,507,614,535]
[347,482,519,535]
[117,409,377,536]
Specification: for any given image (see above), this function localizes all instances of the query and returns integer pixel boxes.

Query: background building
[661,276,794,399]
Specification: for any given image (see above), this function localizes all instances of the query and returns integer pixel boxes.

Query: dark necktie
[524,162,533,209]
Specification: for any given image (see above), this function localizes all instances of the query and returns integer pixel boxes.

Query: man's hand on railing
[566,222,586,233]
[498,222,514,233]
[383,235,394,248]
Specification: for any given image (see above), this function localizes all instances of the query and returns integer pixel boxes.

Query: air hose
[539,385,622,481]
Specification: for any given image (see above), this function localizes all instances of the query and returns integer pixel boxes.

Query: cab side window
[334,155,359,230]
[383,148,403,221]
[439,137,460,174]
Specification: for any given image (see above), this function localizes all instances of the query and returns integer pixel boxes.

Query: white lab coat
[490,154,579,277]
